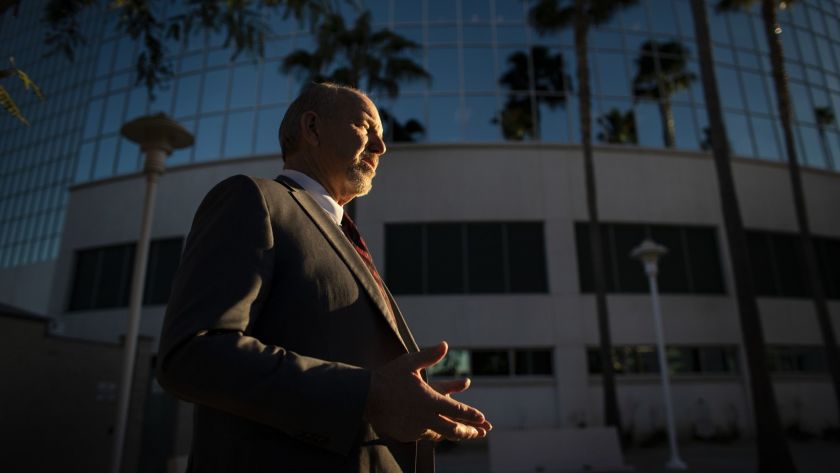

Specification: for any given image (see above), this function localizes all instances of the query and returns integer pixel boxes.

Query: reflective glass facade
[1,0,840,268]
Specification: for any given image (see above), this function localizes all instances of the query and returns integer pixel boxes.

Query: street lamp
[110,114,193,473]
[631,239,687,471]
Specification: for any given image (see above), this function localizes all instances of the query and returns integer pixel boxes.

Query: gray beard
[346,161,374,197]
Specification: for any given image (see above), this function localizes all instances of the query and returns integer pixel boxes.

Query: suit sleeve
[156,174,370,456]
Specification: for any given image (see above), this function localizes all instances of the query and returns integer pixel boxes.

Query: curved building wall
[49,144,840,435]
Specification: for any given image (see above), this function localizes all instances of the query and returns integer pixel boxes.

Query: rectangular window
[68,237,183,311]
[427,348,553,378]
[587,345,739,376]
[385,222,548,295]
[766,346,827,373]
[576,222,725,294]
[746,230,840,299]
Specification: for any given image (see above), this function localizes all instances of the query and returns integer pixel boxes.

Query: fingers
[430,415,487,441]
[431,377,471,396]
[402,341,448,372]
[434,394,486,425]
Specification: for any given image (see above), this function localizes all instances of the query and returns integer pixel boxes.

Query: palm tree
[528,0,638,438]
[496,46,571,140]
[717,0,840,434]
[282,10,429,144]
[692,1,797,471]
[815,106,835,169]
[597,108,637,145]
[631,40,696,148]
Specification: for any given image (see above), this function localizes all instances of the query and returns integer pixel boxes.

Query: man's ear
[301,111,319,146]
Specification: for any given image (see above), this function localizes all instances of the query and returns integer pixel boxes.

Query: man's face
[317,91,387,204]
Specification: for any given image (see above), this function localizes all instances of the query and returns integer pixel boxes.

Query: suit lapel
[276,176,409,352]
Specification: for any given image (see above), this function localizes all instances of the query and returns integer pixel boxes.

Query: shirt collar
[279,169,344,226]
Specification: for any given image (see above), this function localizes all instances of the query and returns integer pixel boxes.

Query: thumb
[404,341,448,372]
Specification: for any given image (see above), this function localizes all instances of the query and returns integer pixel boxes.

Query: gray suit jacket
[157,174,433,472]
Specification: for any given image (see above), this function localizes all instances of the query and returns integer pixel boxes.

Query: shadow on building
[0,302,179,473]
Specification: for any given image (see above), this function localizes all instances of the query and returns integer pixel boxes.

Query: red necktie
[340,213,396,327]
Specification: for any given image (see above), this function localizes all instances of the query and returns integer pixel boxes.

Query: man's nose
[369,132,386,155]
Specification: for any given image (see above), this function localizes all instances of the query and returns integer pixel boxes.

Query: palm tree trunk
[659,97,676,148]
[690,2,797,472]
[761,0,840,429]
[575,0,622,439]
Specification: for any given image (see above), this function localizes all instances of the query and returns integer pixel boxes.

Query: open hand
[363,341,492,442]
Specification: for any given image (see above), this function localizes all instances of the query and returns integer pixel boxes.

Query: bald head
[279,82,367,159]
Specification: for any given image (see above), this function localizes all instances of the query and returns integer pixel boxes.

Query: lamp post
[110,114,193,473]
[631,239,687,471]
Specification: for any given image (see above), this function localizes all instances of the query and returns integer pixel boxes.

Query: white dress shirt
[278,169,344,226]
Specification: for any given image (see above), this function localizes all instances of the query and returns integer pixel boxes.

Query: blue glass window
[428,48,460,91]
[540,99,571,143]
[194,115,224,161]
[462,47,496,92]
[178,53,203,74]
[621,2,649,32]
[428,1,456,23]
[751,116,782,160]
[256,108,282,155]
[115,138,140,174]
[462,0,490,22]
[496,24,527,44]
[83,98,104,139]
[799,125,826,168]
[715,66,744,111]
[741,71,769,114]
[594,51,629,98]
[462,25,492,43]
[74,142,95,183]
[167,119,195,167]
[93,136,118,179]
[495,1,525,22]
[648,0,678,35]
[201,69,230,113]
[672,105,698,150]
[96,40,115,77]
[394,0,422,24]
[230,65,258,109]
[464,96,501,142]
[101,93,126,134]
[174,74,201,117]
[428,96,460,142]
[724,111,754,156]
[224,111,255,158]
[149,83,173,115]
[260,61,288,106]
[125,87,148,121]
[635,102,664,148]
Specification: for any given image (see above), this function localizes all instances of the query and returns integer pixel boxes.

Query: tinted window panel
[650,225,690,293]
[466,223,505,293]
[427,224,464,293]
[144,238,183,305]
[747,232,777,295]
[515,349,553,375]
[613,224,648,292]
[68,250,99,310]
[773,234,808,297]
[685,228,725,293]
[385,224,424,294]
[94,245,133,308]
[472,350,510,376]
[507,222,547,293]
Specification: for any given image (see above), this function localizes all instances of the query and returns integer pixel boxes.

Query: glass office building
[1,0,840,268]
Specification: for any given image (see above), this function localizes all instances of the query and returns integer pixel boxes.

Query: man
[156,82,491,473]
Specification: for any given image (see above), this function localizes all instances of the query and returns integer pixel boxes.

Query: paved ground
[435,440,840,473]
